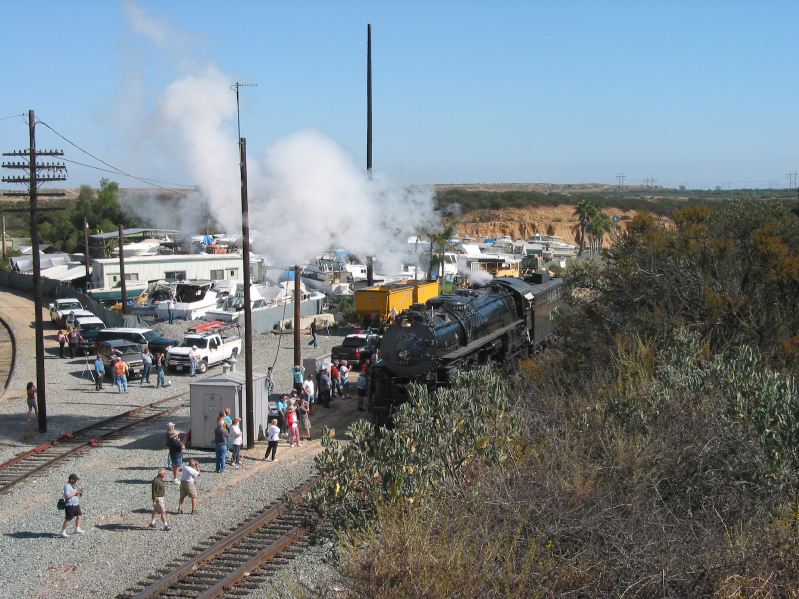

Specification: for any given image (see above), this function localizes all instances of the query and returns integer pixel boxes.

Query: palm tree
[422,221,459,280]
[573,200,597,255]
[587,210,613,253]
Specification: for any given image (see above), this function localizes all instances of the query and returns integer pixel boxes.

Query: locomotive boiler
[369,273,565,425]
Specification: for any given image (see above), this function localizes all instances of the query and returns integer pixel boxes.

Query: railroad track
[0,393,187,495]
[119,478,319,599]
[0,312,16,398]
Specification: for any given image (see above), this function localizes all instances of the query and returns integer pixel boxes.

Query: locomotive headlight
[400,318,411,328]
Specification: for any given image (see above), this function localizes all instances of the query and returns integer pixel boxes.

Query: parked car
[96,339,144,379]
[73,315,106,353]
[167,332,242,374]
[65,309,95,328]
[94,328,177,355]
[49,298,83,324]
[331,332,380,364]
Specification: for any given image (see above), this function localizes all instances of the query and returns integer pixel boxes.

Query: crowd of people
[55,330,374,538]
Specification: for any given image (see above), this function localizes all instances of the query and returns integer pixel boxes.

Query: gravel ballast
[0,290,361,598]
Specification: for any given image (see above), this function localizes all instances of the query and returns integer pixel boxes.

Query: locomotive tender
[369,273,565,425]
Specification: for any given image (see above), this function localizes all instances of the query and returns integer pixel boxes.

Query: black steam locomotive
[369,273,565,425]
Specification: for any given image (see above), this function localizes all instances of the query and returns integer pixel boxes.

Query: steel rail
[126,478,316,599]
[197,526,308,599]
[0,392,186,495]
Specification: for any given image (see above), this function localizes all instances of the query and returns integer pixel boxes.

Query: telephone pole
[293,265,301,369]
[365,23,375,286]
[118,224,127,313]
[239,137,255,448]
[1,110,66,433]
[83,217,90,288]
[616,173,626,193]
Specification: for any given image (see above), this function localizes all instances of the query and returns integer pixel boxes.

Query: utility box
[303,353,331,377]
[189,371,266,449]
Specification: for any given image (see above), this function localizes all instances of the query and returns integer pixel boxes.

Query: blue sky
[1,0,798,190]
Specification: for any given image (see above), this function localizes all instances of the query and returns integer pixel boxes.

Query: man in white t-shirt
[264,418,280,462]
[302,376,315,411]
[178,459,200,514]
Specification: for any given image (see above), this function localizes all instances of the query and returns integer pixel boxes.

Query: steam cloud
[120,2,440,275]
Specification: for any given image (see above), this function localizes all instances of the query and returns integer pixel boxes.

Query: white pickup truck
[166,332,242,374]
[49,298,84,324]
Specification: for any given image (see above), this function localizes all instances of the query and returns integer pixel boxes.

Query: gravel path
[0,289,362,598]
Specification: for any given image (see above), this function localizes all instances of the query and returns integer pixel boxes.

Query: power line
[59,157,196,189]
[0,113,25,121]
[35,118,192,195]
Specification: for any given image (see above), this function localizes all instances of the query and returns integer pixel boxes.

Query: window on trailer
[165,271,186,283]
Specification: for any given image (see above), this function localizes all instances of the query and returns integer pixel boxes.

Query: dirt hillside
[455,205,638,244]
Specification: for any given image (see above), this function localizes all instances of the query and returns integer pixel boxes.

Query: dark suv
[331,333,380,365]
[95,328,177,355]
[96,339,144,379]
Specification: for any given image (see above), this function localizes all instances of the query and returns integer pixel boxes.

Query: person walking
[214,417,229,473]
[319,367,332,408]
[25,382,37,420]
[60,473,84,537]
[167,295,176,325]
[57,328,67,358]
[113,356,129,393]
[149,469,171,531]
[264,418,280,461]
[93,355,105,391]
[308,319,318,348]
[177,459,200,514]
[230,418,243,467]
[141,348,153,385]
[155,350,167,388]
[167,426,184,483]
[188,345,200,377]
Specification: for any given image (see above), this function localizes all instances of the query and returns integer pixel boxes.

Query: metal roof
[88,228,183,241]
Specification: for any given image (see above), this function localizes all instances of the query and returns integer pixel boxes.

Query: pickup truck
[49,298,84,324]
[167,332,242,374]
[331,332,380,365]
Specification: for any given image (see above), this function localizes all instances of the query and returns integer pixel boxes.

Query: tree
[587,210,613,253]
[422,220,459,280]
[572,200,597,255]
[39,179,138,252]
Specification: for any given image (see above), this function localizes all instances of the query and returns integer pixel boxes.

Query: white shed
[189,370,267,449]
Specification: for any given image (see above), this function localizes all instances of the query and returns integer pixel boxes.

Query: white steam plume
[121,2,440,272]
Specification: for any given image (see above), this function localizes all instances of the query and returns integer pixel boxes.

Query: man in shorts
[60,473,84,537]
[178,459,200,514]
[149,469,171,530]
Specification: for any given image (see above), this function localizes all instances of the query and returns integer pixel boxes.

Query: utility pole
[239,138,255,448]
[231,81,257,449]
[365,23,375,286]
[293,265,301,369]
[1,110,66,433]
[786,172,798,190]
[1,214,6,262]
[83,217,90,289]
[231,82,257,144]
[118,224,127,313]
[616,173,626,193]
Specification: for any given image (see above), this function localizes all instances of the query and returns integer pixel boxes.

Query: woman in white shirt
[230,418,243,467]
